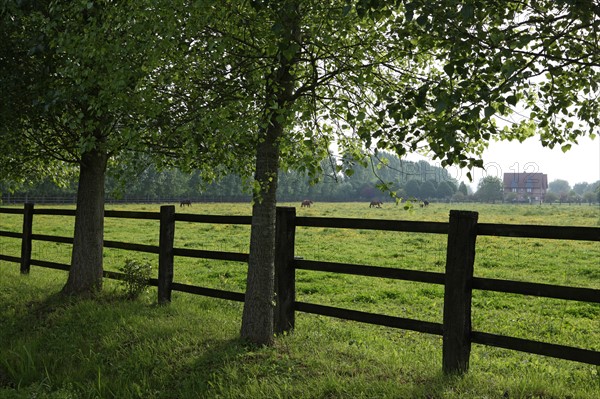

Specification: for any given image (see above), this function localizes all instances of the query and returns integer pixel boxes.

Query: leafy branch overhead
[368,0,599,171]
[164,1,599,182]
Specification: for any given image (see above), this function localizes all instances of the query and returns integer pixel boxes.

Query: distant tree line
[1,153,466,203]
[4,158,597,206]
[545,179,600,204]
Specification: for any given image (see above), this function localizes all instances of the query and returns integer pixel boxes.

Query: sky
[406,134,600,191]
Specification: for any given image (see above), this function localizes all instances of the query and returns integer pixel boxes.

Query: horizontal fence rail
[477,223,600,241]
[294,301,444,336]
[1,204,599,373]
[296,216,449,233]
[472,277,600,303]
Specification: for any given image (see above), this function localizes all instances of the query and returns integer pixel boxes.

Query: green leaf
[435,99,447,114]
[416,15,428,26]
[415,84,429,107]
[443,63,454,78]
[342,4,352,16]
[461,4,474,21]
[405,2,415,21]
[506,95,517,106]
[282,43,300,61]
[561,144,571,153]
[484,106,495,118]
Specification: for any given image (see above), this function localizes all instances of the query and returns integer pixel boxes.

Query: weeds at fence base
[118,259,152,300]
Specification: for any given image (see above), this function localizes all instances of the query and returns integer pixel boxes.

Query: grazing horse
[369,201,383,208]
[180,199,192,207]
[301,200,313,208]
[420,200,429,208]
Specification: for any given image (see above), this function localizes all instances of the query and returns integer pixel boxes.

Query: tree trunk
[240,1,301,345]
[62,147,108,296]
[240,124,281,345]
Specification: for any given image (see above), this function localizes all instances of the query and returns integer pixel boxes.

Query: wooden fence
[0,204,599,374]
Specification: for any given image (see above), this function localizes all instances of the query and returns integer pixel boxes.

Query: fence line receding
[1,204,598,373]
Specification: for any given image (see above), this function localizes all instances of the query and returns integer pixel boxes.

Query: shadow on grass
[0,288,476,398]
[0,290,256,397]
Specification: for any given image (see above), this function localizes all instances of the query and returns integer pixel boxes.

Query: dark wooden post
[443,210,478,374]
[158,205,175,304]
[274,206,297,334]
[20,203,34,274]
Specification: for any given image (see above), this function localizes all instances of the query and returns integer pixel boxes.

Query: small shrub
[118,259,152,299]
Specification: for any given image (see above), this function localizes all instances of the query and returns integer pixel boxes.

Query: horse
[301,199,313,208]
[180,199,192,207]
[420,200,429,208]
[369,201,383,208]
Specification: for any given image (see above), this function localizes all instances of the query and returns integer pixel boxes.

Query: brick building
[503,173,548,202]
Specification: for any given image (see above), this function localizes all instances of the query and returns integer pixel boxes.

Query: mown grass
[0,201,599,398]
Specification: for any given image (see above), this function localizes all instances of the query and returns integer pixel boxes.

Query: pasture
[0,202,599,398]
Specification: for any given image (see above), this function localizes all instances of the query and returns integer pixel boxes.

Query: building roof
[503,173,548,189]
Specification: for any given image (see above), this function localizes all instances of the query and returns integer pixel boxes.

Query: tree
[573,182,589,196]
[404,180,421,199]
[589,181,600,203]
[458,182,469,196]
[452,192,466,202]
[436,181,454,200]
[582,191,594,204]
[0,1,179,295]
[567,190,581,204]
[151,0,442,344]
[504,192,517,203]
[476,176,504,203]
[2,2,126,293]
[544,191,558,203]
[548,179,571,195]
[419,180,437,199]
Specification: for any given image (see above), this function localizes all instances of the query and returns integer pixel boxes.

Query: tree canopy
[137,0,599,344]
[370,0,599,169]
[476,176,504,203]
[1,0,185,294]
[1,0,598,344]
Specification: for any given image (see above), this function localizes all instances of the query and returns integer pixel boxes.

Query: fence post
[274,206,297,334]
[443,210,479,374]
[158,205,175,304]
[20,203,34,274]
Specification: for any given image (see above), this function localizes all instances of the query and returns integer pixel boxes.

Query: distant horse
[180,199,192,207]
[420,200,429,208]
[369,201,383,208]
[301,200,313,208]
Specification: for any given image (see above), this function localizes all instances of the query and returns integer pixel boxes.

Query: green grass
[0,202,599,398]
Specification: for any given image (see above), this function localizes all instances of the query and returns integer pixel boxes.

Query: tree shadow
[0,290,252,395]
[0,292,474,398]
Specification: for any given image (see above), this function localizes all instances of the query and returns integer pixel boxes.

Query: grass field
[0,202,599,398]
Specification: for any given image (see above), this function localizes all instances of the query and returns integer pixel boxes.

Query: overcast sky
[407,134,600,191]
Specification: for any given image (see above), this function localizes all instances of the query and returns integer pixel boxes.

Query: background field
[0,202,599,398]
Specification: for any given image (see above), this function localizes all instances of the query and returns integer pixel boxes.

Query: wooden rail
[0,204,599,373]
